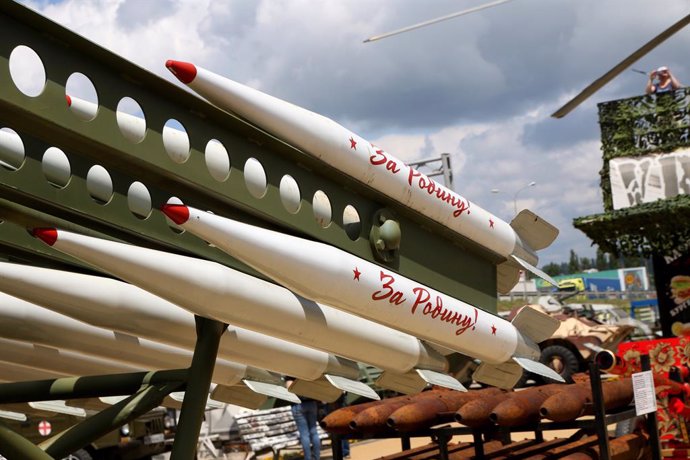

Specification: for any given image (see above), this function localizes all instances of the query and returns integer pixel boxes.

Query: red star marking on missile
[489,218,495,228]
[349,137,357,150]
[353,267,361,281]
[491,324,497,335]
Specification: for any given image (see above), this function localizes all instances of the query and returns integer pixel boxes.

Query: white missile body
[0,262,359,384]
[163,204,565,388]
[27,230,466,394]
[0,336,137,376]
[0,291,248,384]
[165,60,559,292]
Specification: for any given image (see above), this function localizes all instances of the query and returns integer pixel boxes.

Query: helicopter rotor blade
[364,0,515,43]
[551,13,690,119]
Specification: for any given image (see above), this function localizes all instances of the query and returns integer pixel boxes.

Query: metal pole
[589,361,611,460]
[0,369,188,404]
[0,421,54,460]
[441,153,454,190]
[170,316,226,460]
[641,355,662,460]
[42,381,183,458]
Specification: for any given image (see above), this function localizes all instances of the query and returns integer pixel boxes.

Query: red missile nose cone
[31,228,58,246]
[166,60,197,84]
[161,204,190,225]
[65,94,72,107]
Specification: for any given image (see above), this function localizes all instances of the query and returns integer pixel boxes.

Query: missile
[26,230,463,395]
[0,291,247,383]
[0,294,283,407]
[0,262,368,402]
[0,337,138,376]
[165,60,559,292]
[161,204,564,388]
[0,360,69,382]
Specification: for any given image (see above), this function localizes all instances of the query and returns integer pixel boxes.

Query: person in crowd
[646,66,682,94]
[287,378,321,460]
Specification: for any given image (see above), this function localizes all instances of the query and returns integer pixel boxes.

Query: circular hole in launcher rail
[86,165,114,204]
[205,139,230,182]
[65,73,99,121]
[244,157,267,199]
[279,175,301,214]
[312,190,332,228]
[163,119,190,164]
[0,128,26,171]
[9,45,46,97]
[127,181,152,219]
[343,205,361,241]
[42,147,71,188]
[116,97,147,144]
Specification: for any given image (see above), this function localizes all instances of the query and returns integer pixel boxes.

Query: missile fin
[496,261,522,294]
[325,374,380,400]
[168,391,226,410]
[241,379,301,404]
[511,255,559,287]
[375,371,429,394]
[65,398,110,411]
[512,357,565,383]
[210,385,268,409]
[510,210,559,251]
[29,401,87,418]
[472,361,523,389]
[0,410,27,422]
[289,377,346,402]
[415,369,467,392]
[510,305,560,344]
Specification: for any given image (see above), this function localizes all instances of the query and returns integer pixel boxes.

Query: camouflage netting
[574,88,690,257]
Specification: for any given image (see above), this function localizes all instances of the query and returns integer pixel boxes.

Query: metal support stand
[331,434,343,460]
[589,361,611,460]
[401,435,411,451]
[0,421,54,460]
[641,355,662,460]
[170,316,226,460]
[42,382,183,458]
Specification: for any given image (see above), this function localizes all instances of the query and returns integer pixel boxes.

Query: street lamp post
[513,181,537,215]
[491,181,537,216]
[491,181,536,300]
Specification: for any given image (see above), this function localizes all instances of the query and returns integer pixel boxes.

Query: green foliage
[598,89,690,210]
[574,89,690,257]
[574,194,690,257]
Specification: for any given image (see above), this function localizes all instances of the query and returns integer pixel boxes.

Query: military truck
[507,299,635,384]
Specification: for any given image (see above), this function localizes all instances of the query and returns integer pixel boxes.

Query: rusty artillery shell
[455,390,514,428]
[387,387,504,432]
[320,396,405,434]
[490,383,568,427]
[539,382,592,422]
[349,390,447,433]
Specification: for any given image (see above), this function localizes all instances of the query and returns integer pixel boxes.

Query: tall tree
[568,249,580,274]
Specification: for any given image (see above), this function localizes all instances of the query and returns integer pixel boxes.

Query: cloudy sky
[20,0,690,267]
